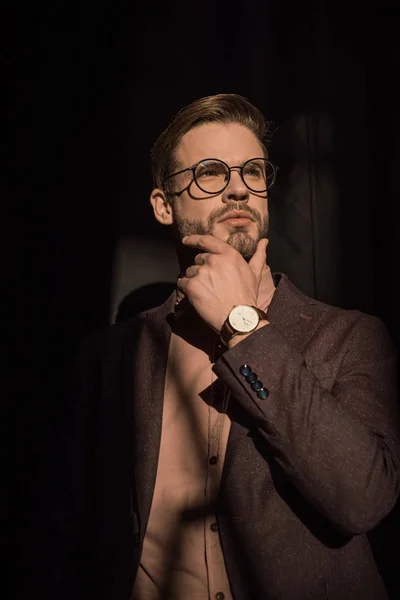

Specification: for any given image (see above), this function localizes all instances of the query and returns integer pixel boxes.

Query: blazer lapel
[122,293,175,534]
[267,273,327,353]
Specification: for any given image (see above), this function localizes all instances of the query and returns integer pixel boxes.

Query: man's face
[153,122,270,261]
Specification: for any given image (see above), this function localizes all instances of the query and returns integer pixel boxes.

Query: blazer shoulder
[78,294,173,358]
[280,274,395,358]
[303,295,395,361]
[287,275,390,333]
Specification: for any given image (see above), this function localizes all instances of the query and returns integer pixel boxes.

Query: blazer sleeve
[213,313,400,536]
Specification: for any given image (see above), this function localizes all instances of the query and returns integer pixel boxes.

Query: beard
[171,202,269,261]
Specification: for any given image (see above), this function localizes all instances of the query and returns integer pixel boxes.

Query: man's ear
[150,188,174,225]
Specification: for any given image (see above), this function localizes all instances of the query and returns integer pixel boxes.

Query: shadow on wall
[115,281,176,323]
[110,235,179,323]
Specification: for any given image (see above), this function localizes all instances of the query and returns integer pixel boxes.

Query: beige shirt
[132,267,276,600]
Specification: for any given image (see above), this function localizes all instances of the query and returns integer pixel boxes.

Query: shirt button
[209,456,218,465]
[215,593,225,600]
[210,522,218,532]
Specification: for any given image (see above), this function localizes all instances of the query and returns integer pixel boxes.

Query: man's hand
[177,235,268,333]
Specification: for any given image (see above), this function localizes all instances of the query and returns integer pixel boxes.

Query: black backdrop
[6,0,400,597]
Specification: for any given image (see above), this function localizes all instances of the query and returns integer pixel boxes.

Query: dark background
[5,0,400,597]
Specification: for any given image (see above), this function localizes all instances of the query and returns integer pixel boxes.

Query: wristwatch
[220,305,268,347]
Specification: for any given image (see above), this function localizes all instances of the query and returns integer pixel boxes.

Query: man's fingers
[194,253,208,266]
[185,265,201,278]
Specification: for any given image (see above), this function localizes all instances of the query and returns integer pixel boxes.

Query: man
[39,94,399,600]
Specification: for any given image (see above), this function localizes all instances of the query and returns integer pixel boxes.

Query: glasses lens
[194,159,229,194]
[242,159,274,192]
[193,158,276,194]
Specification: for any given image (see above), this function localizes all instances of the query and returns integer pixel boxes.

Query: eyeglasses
[162,157,276,194]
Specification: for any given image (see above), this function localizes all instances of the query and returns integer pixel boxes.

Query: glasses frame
[162,157,277,194]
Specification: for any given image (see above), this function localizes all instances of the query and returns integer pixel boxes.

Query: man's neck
[257,264,276,311]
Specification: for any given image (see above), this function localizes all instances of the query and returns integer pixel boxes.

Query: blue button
[257,388,269,399]
[240,365,252,377]
[246,372,257,383]
[251,380,263,391]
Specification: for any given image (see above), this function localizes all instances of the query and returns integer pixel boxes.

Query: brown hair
[150,93,272,199]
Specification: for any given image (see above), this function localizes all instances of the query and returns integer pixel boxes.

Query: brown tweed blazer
[36,273,400,600]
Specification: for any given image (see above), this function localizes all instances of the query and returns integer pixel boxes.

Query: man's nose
[221,168,249,203]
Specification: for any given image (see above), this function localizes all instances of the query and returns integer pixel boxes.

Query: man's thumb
[249,238,269,274]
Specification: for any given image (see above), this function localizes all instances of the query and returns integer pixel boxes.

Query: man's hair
[150,93,272,200]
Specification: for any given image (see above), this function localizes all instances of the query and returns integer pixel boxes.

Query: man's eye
[244,165,263,177]
[197,167,223,178]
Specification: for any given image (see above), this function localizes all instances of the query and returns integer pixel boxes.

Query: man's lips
[218,211,254,223]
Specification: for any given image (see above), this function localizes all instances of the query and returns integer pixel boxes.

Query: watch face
[228,305,259,333]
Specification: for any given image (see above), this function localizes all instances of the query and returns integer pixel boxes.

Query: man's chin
[213,225,255,242]
[225,230,258,261]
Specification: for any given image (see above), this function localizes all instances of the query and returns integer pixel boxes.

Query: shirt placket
[204,382,230,600]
